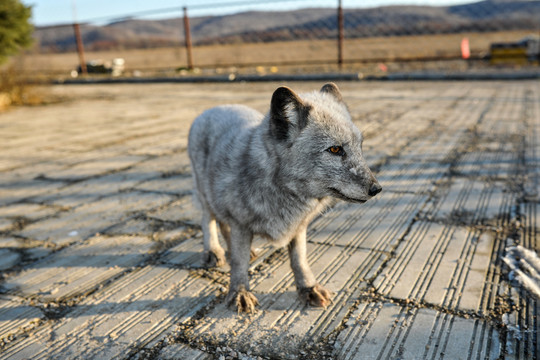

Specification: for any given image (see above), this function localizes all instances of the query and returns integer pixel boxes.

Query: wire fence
[27,0,540,78]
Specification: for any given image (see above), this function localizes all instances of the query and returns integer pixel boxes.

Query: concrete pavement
[0,81,538,359]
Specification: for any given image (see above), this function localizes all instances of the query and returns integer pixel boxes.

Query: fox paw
[299,284,333,308]
[227,285,259,313]
[203,249,226,268]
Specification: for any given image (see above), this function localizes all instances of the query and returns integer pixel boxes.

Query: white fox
[188,83,381,313]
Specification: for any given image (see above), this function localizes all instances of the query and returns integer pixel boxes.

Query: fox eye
[327,145,345,156]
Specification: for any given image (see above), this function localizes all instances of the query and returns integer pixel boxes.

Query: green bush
[0,0,33,64]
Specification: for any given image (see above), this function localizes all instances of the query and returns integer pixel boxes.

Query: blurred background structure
[12,0,540,78]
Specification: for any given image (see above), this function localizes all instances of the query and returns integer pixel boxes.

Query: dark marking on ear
[297,103,311,130]
[320,83,343,102]
[269,86,310,142]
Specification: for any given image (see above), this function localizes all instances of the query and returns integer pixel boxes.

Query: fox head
[269,83,382,203]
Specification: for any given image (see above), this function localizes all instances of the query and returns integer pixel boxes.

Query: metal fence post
[337,0,344,69]
[183,7,194,70]
[73,22,87,75]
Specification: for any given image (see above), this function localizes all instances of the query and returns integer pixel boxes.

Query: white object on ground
[503,244,540,299]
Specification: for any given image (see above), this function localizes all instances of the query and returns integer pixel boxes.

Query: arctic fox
[188,83,381,312]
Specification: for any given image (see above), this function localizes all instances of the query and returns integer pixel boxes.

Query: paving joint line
[0,202,72,235]
[305,239,393,256]
[126,187,191,199]
[357,286,505,325]
[32,159,153,186]
[416,212,518,233]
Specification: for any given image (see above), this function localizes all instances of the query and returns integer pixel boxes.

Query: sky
[22,0,477,27]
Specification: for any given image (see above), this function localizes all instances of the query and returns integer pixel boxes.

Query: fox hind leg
[201,211,226,268]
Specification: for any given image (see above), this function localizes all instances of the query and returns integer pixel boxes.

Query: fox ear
[320,83,343,102]
[270,86,309,141]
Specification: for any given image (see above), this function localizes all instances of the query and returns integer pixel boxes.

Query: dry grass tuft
[0,62,56,110]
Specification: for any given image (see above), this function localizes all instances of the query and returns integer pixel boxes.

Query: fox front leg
[226,225,258,313]
[288,226,333,307]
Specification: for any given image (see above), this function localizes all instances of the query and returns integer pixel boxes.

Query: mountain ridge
[34,1,540,52]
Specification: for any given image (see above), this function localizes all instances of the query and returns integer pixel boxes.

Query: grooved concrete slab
[32,170,159,209]
[424,178,513,226]
[373,222,500,313]
[0,267,219,360]
[16,192,173,245]
[375,159,446,193]
[2,235,155,301]
[0,81,538,359]
[148,196,202,225]
[334,303,501,360]
[46,155,146,182]
[309,192,427,252]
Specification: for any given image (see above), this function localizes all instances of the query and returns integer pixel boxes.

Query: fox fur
[188,83,381,312]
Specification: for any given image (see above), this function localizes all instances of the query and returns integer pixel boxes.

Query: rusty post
[73,22,87,75]
[183,7,194,70]
[337,0,344,69]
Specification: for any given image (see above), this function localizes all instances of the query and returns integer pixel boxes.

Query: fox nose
[368,182,382,196]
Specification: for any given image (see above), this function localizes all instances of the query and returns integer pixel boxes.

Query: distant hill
[34,0,540,52]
